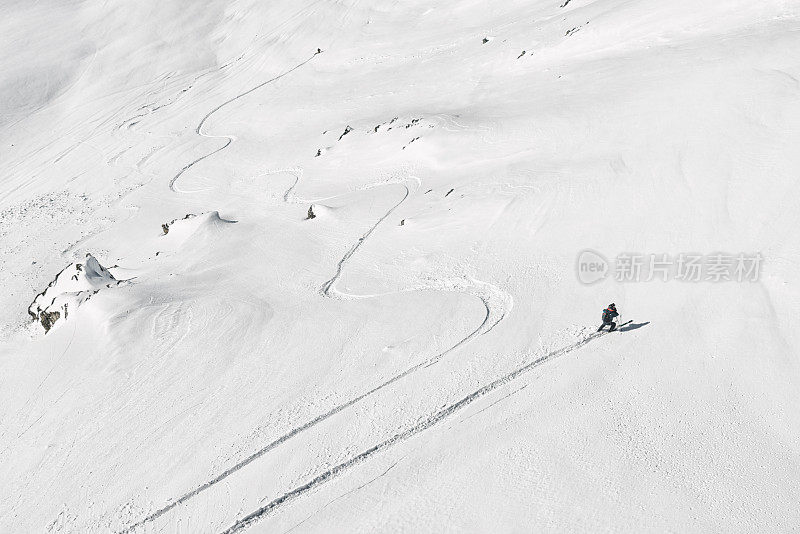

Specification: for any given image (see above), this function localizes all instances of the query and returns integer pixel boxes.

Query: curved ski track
[168,52,320,194]
[120,174,508,533]
[124,52,516,534]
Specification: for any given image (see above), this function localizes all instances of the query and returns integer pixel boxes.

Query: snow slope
[2,0,800,532]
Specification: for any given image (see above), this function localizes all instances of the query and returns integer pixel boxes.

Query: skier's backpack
[602,309,612,322]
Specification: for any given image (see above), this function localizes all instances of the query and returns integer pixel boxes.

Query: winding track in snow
[167,51,321,194]
[123,48,513,534]
[119,176,508,533]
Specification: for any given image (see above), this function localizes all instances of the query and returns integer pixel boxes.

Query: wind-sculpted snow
[159,211,237,248]
[25,212,234,336]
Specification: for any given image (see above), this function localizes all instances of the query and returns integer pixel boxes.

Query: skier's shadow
[618,320,650,332]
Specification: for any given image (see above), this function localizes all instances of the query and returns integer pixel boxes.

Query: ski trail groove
[168,52,320,193]
[319,185,410,298]
[220,330,612,533]
[120,175,509,533]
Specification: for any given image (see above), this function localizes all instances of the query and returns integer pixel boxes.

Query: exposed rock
[161,213,196,235]
[338,125,353,141]
[28,253,120,333]
[39,310,61,332]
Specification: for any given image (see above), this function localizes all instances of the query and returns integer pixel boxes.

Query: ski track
[115,59,238,132]
[123,39,516,532]
[119,174,509,533]
[220,329,614,533]
[318,182,412,299]
[168,52,320,194]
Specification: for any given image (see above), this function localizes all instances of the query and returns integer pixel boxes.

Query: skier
[597,303,619,332]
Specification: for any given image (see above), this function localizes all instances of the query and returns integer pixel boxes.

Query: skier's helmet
[609,303,616,309]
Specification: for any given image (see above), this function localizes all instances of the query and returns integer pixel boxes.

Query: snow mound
[160,211,236,248]
[28,254,121,332]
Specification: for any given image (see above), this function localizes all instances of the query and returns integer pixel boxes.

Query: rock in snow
[28,254,120,332]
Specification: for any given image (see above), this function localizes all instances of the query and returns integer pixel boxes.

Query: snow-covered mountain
[2,0,799,532]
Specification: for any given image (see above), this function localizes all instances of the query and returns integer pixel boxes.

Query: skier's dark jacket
[602,307,618,323]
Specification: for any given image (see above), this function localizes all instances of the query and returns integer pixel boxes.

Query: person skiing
[597,303,619,332]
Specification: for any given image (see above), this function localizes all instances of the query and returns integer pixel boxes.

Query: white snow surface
[2,0,800,532]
